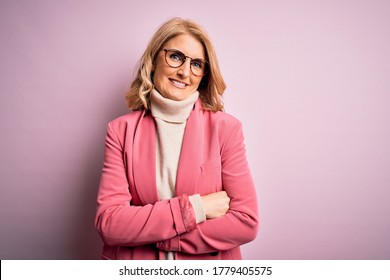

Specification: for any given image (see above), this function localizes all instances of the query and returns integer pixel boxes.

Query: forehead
[163,34,205,59]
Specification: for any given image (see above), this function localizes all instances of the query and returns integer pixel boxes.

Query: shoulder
[106,110,145,133]
[199,109,244,146]
[202,109,242,132]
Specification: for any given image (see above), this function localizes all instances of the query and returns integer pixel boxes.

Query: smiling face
[152,34,205,101]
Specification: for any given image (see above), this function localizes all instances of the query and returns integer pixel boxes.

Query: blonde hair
[125,17,226,111]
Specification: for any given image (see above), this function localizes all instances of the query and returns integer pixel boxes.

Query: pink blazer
[95,99,259,260]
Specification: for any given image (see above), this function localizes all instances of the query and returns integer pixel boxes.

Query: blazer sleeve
[95,122,197,247]
[156,120,259,254]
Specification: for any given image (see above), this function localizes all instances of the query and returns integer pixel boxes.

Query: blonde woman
[95,17,259,260]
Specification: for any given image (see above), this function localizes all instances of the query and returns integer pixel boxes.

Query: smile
[169,78,188,89]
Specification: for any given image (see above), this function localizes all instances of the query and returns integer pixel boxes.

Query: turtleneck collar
[150,89,199,123]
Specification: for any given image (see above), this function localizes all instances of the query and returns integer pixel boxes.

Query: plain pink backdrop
[0,0,389,259]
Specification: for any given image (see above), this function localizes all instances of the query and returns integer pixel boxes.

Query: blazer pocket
[200,157,221,174]
[199,157,222,192]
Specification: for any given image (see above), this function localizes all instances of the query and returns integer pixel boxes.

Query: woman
[95,17,259,260]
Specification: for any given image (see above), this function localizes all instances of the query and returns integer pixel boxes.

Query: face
[153,34,205,101]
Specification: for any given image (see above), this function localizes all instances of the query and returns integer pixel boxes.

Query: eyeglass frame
[161,48,209,77]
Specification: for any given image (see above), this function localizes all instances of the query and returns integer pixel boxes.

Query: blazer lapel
[132,111,159,205]
[175,99,204,196]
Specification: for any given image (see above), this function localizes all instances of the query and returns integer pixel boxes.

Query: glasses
[162,49,208,77]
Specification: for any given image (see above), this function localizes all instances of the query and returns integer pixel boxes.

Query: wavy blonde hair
[125,17,226,111]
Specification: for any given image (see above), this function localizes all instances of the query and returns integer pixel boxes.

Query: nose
[177,59,191,78]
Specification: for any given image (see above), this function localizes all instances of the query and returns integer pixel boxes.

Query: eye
[169,51,184,62]
[191,60,204,70]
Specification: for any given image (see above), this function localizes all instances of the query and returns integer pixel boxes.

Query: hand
[201,191,230,219]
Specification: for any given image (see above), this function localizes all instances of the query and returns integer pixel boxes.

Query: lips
[169,78,188,88]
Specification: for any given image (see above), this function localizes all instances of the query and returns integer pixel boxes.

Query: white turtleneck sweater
[150,89,206,259]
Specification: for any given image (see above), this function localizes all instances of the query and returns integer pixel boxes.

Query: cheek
[153,71,166,89]
[153,59,169,78]
[154,66,175,82]
[192,77,203,88]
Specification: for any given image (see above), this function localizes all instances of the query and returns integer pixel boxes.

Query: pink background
[1,0,389,259]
